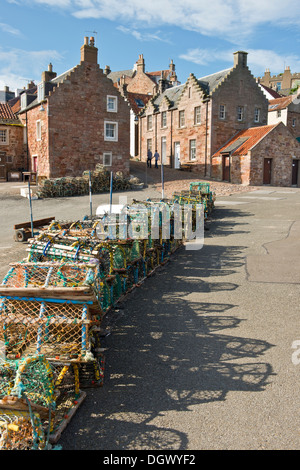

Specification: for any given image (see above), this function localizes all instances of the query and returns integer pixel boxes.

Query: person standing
[154,150,160,168]
[147,149,152,168]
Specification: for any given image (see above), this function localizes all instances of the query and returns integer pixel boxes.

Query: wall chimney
[233,51,248,68]
[80,36,98,64]
[42,63,57,82]
[136,54,145,74]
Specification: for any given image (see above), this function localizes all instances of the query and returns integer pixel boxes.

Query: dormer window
[37,82,45,102]
[20,93,27,110]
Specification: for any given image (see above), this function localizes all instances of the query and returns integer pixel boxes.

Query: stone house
[17,37,131,179]
[0,103,25,180]
[268,95,300,141]
[139,51,269,177]
[211,122,300,186]
[257,66,300,95]
[106,54,180,158]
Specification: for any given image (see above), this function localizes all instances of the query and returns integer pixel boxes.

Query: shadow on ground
[59,207,274,450]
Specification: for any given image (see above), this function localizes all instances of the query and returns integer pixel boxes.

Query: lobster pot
[0,296,100,362]
[0,409,46,450]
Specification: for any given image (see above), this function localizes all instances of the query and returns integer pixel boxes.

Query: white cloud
[0,23,22,36]
[117,26,172,44]
[70,0,300,41]
[0,47,64,90]
[179,47,300,76]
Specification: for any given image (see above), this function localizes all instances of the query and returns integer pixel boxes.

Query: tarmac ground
[0,171,299,450]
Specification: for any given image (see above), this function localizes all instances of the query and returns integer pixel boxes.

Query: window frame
[219,104,226,120]
[104,121,118,141]
[103,152,112,167]
[107,95,118,113]
[189,139,196,161]
[179,110,185,128]
[254,107,260,123]
[147,115,153,131]
[237,106,244,122]
[36,120,41,141]
[161,111,167,128]
[0,129,8,145]
[194,106,201,125]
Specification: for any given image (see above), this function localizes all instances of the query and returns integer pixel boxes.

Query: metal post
[89,170,93,219]
[161,162,164,199]
[109,171,113,214]
[28,179,34,237]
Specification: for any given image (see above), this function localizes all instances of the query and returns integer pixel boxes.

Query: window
[107,95,117,112]
[104,121,118,141]
[189,139,196,161]
[254,108,260,123]
[37,82,45,102]
[292,118,296,127]
[194,106,201,125]
[147,138,152,152]
[276,82,281,90]
[219,105,226,119]
[161,111,167,128]
[237,106,244,121]
[36,120,41,141]
[147,115,153,131]
[277,110,281,118]
[20,93,27,110]
[103,152,112,166]
[0,129,8,144]
[179,110,185,128]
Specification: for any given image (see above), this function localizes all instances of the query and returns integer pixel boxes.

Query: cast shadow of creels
[59,244,274,450]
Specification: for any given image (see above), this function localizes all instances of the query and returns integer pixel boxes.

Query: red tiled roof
[268,96,294,111]
[0,103,18,120]
[213,124,277,157]
[126,92,152,115]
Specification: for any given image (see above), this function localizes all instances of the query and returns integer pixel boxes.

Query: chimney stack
[136,54,145,74]
[233,51,248,68]
[42,63,57,82]
[80,36,98,64]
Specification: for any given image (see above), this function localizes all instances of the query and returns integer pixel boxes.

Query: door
[292,159,299,185]
[263,158,272,184]
[32,156,38,173]
[222,155,230,181]
[174,142,180,169]
[0,154,6,180]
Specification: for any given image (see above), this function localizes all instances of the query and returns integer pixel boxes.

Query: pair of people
[147,149,160,168]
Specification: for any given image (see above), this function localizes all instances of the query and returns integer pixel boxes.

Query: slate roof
[147,67,232,113]
[213,124,277,157]
[107,69,135,84]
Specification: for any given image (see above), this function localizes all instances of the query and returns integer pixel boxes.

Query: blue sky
[1,0,300,91]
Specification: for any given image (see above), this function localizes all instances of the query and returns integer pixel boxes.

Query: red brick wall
[139,75,212,177]
[127,70,156,95]
[211,66,269,157]
[19,104,49,175]
[0,123,26,172]
[20,62,130,178]
[212,123,300,186]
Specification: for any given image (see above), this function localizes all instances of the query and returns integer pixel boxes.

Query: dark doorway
[292,159,299,186]
[263,158,272,184]
[222,155,230,181]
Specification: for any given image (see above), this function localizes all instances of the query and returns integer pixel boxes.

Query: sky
[1,0,300,92]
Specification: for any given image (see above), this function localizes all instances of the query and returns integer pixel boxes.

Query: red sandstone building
[212,122,300,186]
[17,37,130,179]
[0,103,25,181]
[139,51,269,177]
